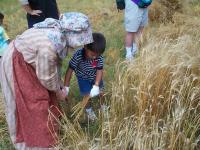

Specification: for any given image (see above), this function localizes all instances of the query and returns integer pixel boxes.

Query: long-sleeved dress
[1,11,93,149]
[0,28,64,150]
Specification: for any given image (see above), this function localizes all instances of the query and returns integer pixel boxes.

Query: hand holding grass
[89,85,100,97]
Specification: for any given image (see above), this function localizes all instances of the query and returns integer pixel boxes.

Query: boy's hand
[90,85,100,97]
[63,86,70,96]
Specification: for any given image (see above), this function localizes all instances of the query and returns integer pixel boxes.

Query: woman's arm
[36,48,60,91]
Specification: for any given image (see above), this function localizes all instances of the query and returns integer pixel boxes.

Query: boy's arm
[95,56,104,86]
[90,69,103,97]
[64,67,73,87]
[95,69,103,86]
[65,49,80,86]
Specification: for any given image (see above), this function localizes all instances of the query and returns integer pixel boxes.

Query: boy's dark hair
[0,12,4,20]
[85,32,106,55]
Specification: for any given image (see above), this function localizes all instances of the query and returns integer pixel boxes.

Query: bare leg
[125,32,136,47]
[136,26,144,38]
[125,26,145,59]
[125,32,135,59]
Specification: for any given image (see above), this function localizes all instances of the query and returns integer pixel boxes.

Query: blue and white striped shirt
[69,48,104,80]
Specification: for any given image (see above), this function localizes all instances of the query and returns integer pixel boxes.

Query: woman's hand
[56,89,67,100]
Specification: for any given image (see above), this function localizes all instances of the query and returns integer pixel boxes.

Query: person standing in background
[0,12,10,59]
[19,0,60,28]
[124,0,149,60]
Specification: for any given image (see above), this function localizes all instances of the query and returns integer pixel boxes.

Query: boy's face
[85,48,99,60]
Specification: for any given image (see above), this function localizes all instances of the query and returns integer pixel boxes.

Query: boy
[64,32,106,121]
[0,12,9,59]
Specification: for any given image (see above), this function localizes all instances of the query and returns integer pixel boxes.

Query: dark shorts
[77,77,104,96]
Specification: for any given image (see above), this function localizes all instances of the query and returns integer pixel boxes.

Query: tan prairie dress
[1,28,62,150]
[0,12,93,150]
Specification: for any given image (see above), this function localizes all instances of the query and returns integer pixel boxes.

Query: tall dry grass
[56,1,200,150]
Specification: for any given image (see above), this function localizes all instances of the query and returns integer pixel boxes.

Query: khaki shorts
[124,0,148,32]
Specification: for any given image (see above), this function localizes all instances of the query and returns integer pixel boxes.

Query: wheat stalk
[71,96,91,122]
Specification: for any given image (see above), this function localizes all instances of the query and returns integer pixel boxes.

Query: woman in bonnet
[0,12,93,149]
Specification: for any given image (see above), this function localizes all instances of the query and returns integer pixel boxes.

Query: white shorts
[124,0,148,32]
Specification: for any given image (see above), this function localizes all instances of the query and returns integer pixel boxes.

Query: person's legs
[124,0,148,59]
[133,8,148,55]
[125,32,137,59]
[124,0,140,59]
[131,26,145,55]
[125,25,147,59]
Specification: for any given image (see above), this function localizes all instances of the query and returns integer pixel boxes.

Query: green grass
[0,117,14,149]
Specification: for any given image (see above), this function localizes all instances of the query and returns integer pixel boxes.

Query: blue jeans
[77,78,104,96]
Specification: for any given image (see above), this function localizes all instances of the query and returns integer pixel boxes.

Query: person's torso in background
[27,0,59,23]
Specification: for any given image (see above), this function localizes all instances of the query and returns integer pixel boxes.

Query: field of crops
[0,0,200,149]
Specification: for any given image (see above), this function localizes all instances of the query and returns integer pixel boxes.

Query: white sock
[126,47,133,59]
[132,43,138,55]
[86,107,92,113]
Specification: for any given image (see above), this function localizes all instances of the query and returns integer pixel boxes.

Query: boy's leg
[77,78,92,108]
[77,78,97,121]
[134,8,148,54]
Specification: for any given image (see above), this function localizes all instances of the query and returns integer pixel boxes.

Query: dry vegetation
[0,0,200,149]
[57,0,200,149]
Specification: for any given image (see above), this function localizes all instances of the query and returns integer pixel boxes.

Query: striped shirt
[15,28,62,91]
[69,48,103,80]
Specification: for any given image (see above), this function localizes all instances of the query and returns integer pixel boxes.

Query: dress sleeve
[35,45,60,91]
[19,0,29,5]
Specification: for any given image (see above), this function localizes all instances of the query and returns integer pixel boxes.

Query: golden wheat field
[0,0,200,149]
